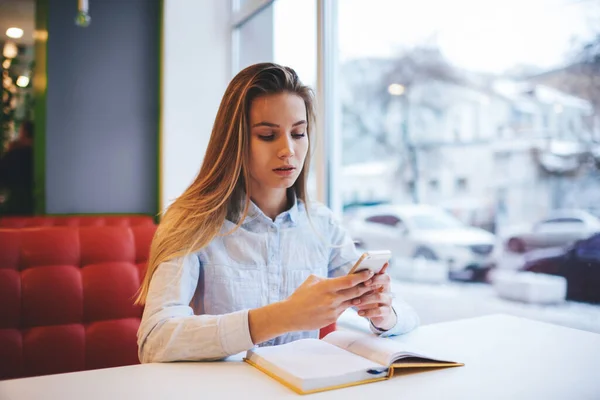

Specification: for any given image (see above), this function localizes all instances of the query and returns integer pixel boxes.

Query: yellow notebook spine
[391,362,465,370]
[388,362,465,378]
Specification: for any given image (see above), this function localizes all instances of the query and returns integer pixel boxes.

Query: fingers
[338,299,355,313]
[352,292,392,307]
[337,281,375,302]
[328,270,390,303]
[357,305,391,318]
[370,273,390,287]
[361,274,390,295]
[379,263,389,274]
[327,269,373,291]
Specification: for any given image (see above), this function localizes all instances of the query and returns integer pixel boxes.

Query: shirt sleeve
[137,254,255,363]
[324,208,420,336]
[368,296,421,337]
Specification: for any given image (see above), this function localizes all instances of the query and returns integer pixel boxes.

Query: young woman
[136,63,419,362]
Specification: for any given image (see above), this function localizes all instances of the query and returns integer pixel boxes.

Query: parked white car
[345,204,496,274]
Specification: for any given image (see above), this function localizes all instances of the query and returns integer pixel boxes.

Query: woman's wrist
[248,300,294,345]
[371,307,398,331]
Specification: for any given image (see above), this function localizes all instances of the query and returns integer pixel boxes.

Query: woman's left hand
[351,263,397,331]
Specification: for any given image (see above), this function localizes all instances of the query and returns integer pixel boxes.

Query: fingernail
[352,299,361,305]
[358,311,365,316]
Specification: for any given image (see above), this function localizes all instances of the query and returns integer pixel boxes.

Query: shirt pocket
[203,264,265,314]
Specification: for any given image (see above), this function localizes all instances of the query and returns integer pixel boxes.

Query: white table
[1,314,599,400]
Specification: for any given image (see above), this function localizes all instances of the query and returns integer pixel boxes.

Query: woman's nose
[278,136,295,159]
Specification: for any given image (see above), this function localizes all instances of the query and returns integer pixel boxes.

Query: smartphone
[347,250,391,275]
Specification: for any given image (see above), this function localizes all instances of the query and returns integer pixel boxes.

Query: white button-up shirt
[138,198,419,362]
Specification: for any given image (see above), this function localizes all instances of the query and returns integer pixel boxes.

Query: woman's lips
[273,166,295,176]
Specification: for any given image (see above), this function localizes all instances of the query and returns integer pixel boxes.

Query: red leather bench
[0,215,155,228]
[0,226,156,380]
[0,224,335,380]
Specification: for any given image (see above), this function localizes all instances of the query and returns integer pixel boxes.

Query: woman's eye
[292,132,306,139]
[258,134,275,141]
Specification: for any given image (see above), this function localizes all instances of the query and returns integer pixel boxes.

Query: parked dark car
[523,233,600,303]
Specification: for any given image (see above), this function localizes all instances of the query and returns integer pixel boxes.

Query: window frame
[230,0,276,76]
[230,0,339,213]
[231,0,275,27]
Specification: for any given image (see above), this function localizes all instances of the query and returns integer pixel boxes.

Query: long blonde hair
[135,63,316,305]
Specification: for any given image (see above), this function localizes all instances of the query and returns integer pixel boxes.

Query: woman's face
[247,92,309,194]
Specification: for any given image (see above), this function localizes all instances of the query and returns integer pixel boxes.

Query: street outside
[338,279,600,335]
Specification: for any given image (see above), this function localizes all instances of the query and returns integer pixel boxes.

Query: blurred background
[1,0,600,335]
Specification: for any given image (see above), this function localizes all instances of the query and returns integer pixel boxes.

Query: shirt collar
[243,189,299,226]
[286,190,299,224]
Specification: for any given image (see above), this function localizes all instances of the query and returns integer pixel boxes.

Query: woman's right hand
[281,270,376,332]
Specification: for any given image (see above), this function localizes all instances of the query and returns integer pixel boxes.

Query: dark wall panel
[46,0,159,214]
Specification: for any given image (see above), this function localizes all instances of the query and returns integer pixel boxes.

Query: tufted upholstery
[0,225,156,380]
[319,322,336,339]
[0,215,156,228]
[0,224,336,380]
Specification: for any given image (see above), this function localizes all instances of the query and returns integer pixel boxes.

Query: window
[576,234,600,259]
[410,212,464,230]
[428,178,440,202]
[535,218,585,233]
[234,0,258,12]
[233,0,316,85]
[494,152,511,162]
[365,214,401,227]
[429,179,439,191]
[234,4,275,71]
[455,178,468,193]
[335,0,599,240]
[232,0,317,198]
[228,0,600,336]
[540,218,585,224]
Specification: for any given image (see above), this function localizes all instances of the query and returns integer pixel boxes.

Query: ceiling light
[388,83,405,96]
[3,42,18,59]
[75,0,91,27]
[6,27,24,39]
[16,76,30,88]
[33,30,48,41]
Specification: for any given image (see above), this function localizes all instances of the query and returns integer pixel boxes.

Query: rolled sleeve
[219,309,255,355]
[369,298,420,337]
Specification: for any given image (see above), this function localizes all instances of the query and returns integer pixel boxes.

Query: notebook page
[323,330,430,366]
[246,339,387,391]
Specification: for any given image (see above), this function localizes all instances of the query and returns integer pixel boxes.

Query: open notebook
[244,330,463,395]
